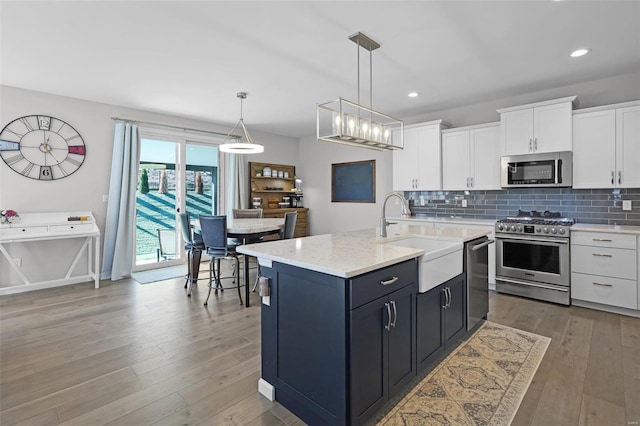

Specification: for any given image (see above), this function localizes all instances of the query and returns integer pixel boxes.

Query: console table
[0,212,101,295]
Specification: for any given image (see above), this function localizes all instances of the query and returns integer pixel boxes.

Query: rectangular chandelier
[317,32,404,151]
[317,98,404,151]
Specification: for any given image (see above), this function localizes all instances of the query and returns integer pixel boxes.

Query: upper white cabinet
[573,102,640,189]
[442,123,501,191]
[393,120,447,191]
[498,96,577,155]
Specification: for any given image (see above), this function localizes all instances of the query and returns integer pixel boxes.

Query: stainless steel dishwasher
[466,237,494,331]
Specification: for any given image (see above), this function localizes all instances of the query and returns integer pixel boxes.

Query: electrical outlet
[462,199,468,208]
[623,200,632,211]
[13,258,22,267]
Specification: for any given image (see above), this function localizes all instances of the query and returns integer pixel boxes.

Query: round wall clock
[0,115,86,180]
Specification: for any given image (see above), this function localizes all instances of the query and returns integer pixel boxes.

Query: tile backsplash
[404,188,640,226]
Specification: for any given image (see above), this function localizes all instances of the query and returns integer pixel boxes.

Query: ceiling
[2,1,639,139]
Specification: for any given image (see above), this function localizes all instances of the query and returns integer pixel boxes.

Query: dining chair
[232,208,263,218]
[178,213,205,297]
[252,211,297,292]
[231,208,264,280]
[280,211,298,240]
[198,215,243,306]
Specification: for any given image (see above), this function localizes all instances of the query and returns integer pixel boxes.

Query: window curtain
[225,153,248,216]
[101,123,139,280]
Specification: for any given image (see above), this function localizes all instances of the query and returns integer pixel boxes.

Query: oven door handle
[470,239,495,251]
[497,277,569,292]
[496,235,569,244]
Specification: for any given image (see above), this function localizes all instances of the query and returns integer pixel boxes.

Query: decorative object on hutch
[249,162,308,237]
[0,115,86,180]
[317,32,404,151]
[219,92,264,154]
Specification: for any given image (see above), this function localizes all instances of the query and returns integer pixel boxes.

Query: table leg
[244,249,251,308]
[192,249,202,284]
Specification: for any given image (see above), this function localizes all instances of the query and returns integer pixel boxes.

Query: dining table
[192,217,284,307]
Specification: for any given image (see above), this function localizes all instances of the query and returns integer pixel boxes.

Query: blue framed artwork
[331,160,376,203]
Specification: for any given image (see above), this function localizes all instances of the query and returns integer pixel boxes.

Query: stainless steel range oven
[495,210,574,305]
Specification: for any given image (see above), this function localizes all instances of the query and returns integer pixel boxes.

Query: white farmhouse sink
[385,237,463,293]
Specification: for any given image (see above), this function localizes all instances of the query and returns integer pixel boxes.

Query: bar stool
[199,215,243,306]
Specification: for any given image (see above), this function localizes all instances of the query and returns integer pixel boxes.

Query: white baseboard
[258,378,275,401]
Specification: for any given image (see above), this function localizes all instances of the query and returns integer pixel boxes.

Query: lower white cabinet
[572,273,637,310]
[571,230,638,310]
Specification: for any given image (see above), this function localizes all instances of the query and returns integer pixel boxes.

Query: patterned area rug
[378,321,550,426]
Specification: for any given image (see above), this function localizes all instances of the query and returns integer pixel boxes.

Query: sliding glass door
[134,129,221,271]
[185,143,219,222]
[135,138,181,269]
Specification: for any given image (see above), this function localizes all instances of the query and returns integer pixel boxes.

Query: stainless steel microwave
[501,151,572,188]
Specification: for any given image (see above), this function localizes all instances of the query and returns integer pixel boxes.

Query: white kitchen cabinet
[573,102,640,189]
[442,123,500,191]
[393,120,447,191]
[571,230,638,311]
[498,96,576,155]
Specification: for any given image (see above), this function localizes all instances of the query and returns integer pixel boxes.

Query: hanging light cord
[222,92,255,145]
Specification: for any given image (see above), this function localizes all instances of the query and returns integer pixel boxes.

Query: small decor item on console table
[67,215,91,221]
[0,209,19,224]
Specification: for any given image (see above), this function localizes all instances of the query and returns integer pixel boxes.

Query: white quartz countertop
[390,215,496,227]
[571,223,640,235]
[236,223,490,278]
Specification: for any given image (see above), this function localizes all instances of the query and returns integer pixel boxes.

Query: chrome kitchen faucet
[380,192,411,237]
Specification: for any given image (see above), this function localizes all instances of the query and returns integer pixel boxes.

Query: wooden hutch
[248,162,308,238]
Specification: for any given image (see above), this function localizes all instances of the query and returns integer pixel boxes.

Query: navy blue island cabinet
[260,258,419,426]
[415,272,467,372]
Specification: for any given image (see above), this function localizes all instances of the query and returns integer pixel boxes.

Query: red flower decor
[1,209,19,224]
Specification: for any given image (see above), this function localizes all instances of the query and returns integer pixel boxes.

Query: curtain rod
[110,116,239,139]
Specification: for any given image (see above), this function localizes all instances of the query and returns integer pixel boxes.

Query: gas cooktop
[496,210,574,236]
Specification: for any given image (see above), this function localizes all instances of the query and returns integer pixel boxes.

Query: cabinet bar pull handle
[611,171,615,185]
[390,300,397,328]
[592,253,613,257]
[442,288,447,309]
[592,238,612,242]
[466,177,469,188]
[384,302,392,331]
[529,139,532,151]
[447,287,452,308]
[534,138,538,151]
[618,171,622,184]
[593,282,613,287]
[380,276,399,286]
[470,177,474,187]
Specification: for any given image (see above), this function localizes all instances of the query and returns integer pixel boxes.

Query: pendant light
[317,32,403,151]
[220,92,264,154]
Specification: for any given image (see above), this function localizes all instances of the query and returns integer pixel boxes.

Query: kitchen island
[237,223,490,425]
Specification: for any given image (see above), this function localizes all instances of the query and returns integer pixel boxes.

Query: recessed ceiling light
[570,48,591,58]
[408,92,419,98]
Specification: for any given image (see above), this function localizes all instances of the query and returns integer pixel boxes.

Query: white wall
[298,72,640,235]
[297,137,400,236]
[0,85,298,284]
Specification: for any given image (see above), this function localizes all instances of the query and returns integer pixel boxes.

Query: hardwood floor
[1,267,638,425]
